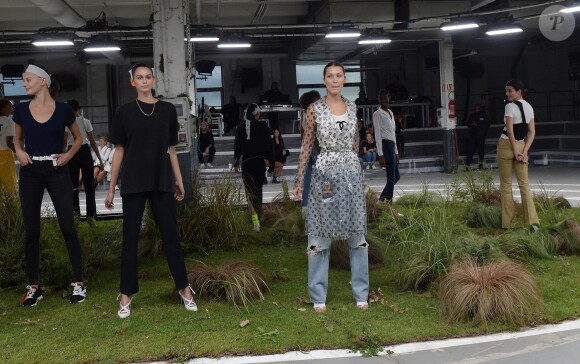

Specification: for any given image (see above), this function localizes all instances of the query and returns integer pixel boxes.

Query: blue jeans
[301,145,319,207]
[363,151,377,163]
[307,235,369,304]
[379,140,400,201]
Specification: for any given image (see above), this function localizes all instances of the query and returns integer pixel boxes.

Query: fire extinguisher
[448,99,456,119]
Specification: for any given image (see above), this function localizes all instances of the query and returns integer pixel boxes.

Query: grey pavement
[58,165,579,217]
[184,320,580,364]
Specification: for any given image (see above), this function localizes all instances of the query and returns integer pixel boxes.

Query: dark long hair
[299,90,321,110]
[506,79,526,96]
[245,103,260,121]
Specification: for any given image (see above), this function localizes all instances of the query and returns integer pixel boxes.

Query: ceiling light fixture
[486,24,523,36]
[32,35,74,47]
[217,37,251,48]
[325,26,361,38]
[189,36,220,42]
[358,37,391,44]
[84,39,121,52]
[440,20,479,31]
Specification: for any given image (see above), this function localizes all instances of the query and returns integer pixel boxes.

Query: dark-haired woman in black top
[234,104,274,232]
[105,63,197,318]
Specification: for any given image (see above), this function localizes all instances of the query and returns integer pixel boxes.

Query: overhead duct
[29,0,85,28]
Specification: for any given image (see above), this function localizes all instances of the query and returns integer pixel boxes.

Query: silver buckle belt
[31,155,56,161]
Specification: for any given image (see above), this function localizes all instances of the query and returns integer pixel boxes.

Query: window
[1,74,25,97]
[195,66,223,108]
[295,63,362,102]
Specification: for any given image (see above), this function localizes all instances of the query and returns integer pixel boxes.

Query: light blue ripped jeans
[307,234,369,305]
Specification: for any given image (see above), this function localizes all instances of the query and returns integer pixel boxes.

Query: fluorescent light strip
[84,46,121,52]
[189,37,220,42]
[325,32,361,38]
[441,23,479,31]
[561,5,580,13]
[32,40,74,46]
[486,28,523,36]
[359,39,391,45]
[217,43,251,48]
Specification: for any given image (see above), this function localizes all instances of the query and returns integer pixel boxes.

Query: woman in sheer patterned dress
[292,61,369,313]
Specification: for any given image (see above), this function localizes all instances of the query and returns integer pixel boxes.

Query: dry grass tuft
[365,189,381,223]
[188,260,269,309]
[440,258,543,325]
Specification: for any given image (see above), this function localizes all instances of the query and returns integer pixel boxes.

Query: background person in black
[465,103,491,169]
[65,99,103,222]
[105,63,197,319]
[354,90,370,119]
[262,81,282,131]
[197,121,216,168]
[268,129,287,183]
[220,96,240,135]
[234,103,275,232]
[12,64,86,306]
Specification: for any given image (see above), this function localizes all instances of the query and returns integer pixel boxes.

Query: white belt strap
[31,155,56,161]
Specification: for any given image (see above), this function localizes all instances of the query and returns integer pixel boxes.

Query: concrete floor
[59,165,579,217]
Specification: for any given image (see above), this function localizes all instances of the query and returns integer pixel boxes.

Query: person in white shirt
[94,135,112,184]
[0,99,16,192]
[65,99,103,220]
[373,90,400,203]
[497,79,539,231]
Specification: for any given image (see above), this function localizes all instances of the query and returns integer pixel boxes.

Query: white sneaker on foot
[207,163,213,168]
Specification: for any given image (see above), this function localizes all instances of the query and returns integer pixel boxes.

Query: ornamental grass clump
[395,205,469,290]
[440,258,543,325]
[261,182,304,240]
[449,169,500,204]
[466,203,502,228]
[176,174,248,252]
[188,260,269,309]
[0,187,25,286]
[499,230,559,261]
[395,185,443,208]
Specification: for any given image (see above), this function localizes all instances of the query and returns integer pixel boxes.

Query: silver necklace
[136,99,156,116]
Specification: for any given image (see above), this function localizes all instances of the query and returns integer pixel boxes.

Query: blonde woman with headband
[105,63,197,318]
[12,65,87,306]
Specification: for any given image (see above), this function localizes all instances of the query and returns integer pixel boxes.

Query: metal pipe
[29,0,86,28]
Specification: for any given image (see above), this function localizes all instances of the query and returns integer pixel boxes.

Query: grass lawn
[1,209,580,364]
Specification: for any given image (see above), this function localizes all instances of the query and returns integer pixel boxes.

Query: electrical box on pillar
[165,97,192,153]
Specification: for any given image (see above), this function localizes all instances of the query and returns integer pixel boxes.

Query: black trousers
[466,129,487,166]
[19,161,84,285]
[68,144,97,218]
[395,133,405,156]
[242,156,266,218]
[120,191,189,295]
[197,146,216,164]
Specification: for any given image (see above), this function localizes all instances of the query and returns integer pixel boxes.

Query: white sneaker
[371,164,376,169]
[365,164,371,170]
[200,164,206,169]
[207,163,213,168]
[70,283,86,303]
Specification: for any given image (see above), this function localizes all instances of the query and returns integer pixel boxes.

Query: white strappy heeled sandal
[179,286,198,312]
[117,294,132,319]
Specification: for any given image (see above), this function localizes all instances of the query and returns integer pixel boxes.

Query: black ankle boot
[272,176,279,183]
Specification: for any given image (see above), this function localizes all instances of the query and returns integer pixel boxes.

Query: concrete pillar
[152,0,187,98]
[151,0,193,197]
[439,37,458,172]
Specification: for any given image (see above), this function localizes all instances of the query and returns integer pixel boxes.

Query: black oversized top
[234,120,275,171]
[109,99,179,196]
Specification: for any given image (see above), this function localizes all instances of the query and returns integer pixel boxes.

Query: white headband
[25,65,51,87]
